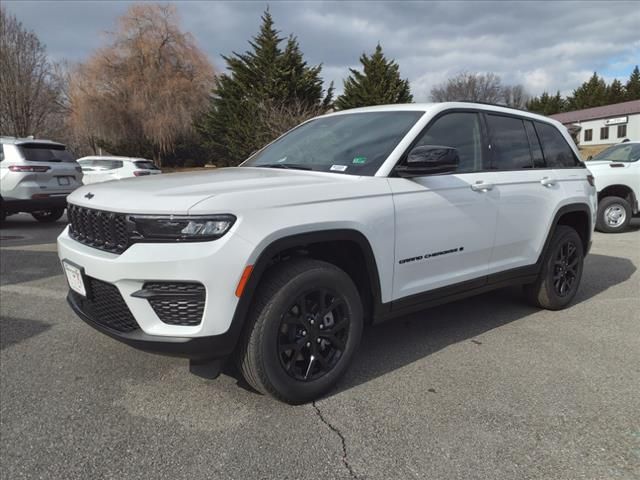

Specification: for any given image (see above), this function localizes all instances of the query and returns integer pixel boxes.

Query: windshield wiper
[256,163,313,171]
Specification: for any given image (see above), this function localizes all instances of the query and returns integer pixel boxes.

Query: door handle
[540,177,556,187]
[470,181,494,192]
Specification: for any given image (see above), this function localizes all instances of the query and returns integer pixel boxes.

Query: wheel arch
[598,184,637,213]
[544,203,592,259]
[226,229,384,354]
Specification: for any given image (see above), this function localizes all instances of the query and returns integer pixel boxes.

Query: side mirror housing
[587,155,593,161]
[395,145,460,177]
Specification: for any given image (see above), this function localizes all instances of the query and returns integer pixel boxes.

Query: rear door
[482,115,567,274]
[389,110,498,302]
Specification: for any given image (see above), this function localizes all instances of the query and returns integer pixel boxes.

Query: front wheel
[31,208,65,223]
[237,258,363,404]
[596,196,631,233]
[523,225,584,310]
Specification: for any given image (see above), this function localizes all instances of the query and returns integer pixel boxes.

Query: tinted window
[0,145,4,162]
[524,120,545,168]
[534,122,580,168]
[134,161,159,170]
[243,111,423,176]
[413,112,485,172]
[591,143,640,162]
[486,115,532,169]
[19,143,75,162]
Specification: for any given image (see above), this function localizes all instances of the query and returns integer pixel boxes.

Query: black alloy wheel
[552,240,580,297]
[278,288,350,381]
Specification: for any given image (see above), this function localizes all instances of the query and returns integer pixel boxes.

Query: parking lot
[1,213,639,480]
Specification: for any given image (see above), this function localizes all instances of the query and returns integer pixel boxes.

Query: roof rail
[455,100,531,113]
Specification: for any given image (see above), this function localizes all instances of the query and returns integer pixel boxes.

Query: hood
[66,167,360,214]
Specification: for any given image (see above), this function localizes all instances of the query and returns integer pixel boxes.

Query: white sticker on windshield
[330,165,348,172]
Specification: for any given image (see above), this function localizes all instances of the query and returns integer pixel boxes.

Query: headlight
[130,214,236,242]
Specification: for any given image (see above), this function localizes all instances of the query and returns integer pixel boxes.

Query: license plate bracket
[57,176,71,186]
[62,260,87,297]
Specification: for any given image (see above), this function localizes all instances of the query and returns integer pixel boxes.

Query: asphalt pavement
[1,213,639,479]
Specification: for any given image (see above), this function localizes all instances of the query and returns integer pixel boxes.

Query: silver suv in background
[0,137,83,225]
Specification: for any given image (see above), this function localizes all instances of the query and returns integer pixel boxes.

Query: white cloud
[4,0,640,100]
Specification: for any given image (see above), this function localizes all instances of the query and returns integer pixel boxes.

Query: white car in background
[78,156,161,184]
[586,141,640,232]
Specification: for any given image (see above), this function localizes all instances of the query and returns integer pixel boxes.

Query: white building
[551,100,640,146]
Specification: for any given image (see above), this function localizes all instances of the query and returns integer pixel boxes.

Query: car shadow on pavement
[0,316,51,351]
[329,252,636,396]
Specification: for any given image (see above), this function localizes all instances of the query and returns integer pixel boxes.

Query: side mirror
[395,145,460,177]
[587,155,593,161]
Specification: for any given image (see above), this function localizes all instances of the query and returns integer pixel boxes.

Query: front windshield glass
[242,111,424,176]
[590,143,640,162]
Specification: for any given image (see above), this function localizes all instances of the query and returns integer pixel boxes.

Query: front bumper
[58,226,256,352]
[67,291,235,360]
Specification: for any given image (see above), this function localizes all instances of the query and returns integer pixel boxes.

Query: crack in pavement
[312,401,359,479]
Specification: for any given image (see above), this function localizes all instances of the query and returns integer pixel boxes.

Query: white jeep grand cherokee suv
[57,103,596,403]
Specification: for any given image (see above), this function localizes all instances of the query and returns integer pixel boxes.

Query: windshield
[19,143,75,162]
[242,111,423,176]
[590,143,640,162]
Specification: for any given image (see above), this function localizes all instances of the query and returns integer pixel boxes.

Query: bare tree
[69,4,215,165]
[0,6,61,137]
[257,99,328,141]
[430,72,528,107]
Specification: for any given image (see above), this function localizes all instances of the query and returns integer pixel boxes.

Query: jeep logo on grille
[84,192,95,199]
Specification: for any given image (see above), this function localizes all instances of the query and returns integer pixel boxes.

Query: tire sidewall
[258,266,363,403]
[597,197,631,233]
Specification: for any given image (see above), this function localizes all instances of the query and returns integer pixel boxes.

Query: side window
[534,122,580,168]
[112,161,123,169]
[486,114,533,169]
[413,112,485,173]
[0,144,4,162]
[524,121,545,168]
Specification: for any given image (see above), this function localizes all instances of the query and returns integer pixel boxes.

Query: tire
[236,258,363,404]
[31,208,65,223]
[523,225,584,310]
[596,196,631,233]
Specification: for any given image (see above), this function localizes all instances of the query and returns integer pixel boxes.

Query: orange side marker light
[235,265,254,298]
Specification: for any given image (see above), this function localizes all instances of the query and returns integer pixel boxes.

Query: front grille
[72,277,139,333]
[143,282,205,327]
[67,204,129,254]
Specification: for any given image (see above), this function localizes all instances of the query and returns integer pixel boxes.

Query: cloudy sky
[4,1,640,101]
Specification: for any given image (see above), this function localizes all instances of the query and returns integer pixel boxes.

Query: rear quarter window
[534,122,581,168]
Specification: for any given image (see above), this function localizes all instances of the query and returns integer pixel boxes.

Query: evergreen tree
[567,72,608,110]
[626,65,640,100]
[526,90,565,115]
[607,79,626,104]
[335,44,412,110]
[198,11,332,166]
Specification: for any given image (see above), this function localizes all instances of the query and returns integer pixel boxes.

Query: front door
[389,111,498,302]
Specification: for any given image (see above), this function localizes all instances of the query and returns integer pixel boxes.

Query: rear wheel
[596,196,631,233]
[523,225,584,310]
[237,258,363,404]
[31,208,65,223]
